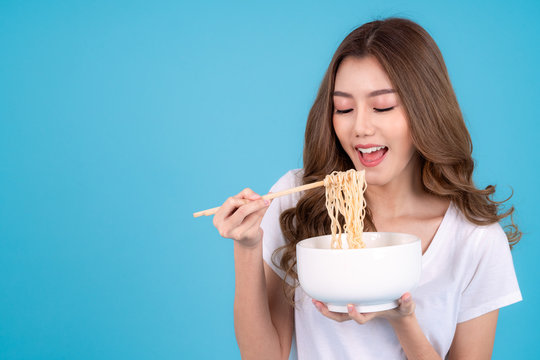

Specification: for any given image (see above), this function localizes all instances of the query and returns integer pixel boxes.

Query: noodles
[324,169,367,249]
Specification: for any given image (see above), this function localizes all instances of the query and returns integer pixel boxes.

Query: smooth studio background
[1,0,539,359]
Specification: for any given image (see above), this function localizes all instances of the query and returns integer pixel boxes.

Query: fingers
[238,187,262,200]
[216,199,269,239]
[313,293,417,326]
[312,300,351,323]
[213,188,258,226]
[212,188,271,244]
[229,205,270,241]
[213,188,260,224]
[347,304,377,324]
[226,197,270,231]
[243,204,270,230]
[397,292,415,316]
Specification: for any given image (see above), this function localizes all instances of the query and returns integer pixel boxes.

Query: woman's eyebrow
[367,88,396,97]
[333,89,396,98]
[333,91,354,98]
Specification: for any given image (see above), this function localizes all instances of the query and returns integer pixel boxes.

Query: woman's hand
[212,188,271,249]
[312,292,415,325]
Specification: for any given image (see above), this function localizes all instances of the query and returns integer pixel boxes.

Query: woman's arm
[264,261,295,358]
[314,295,498,359]
[233,242,294,360]
[447,310,498,360]
[313,294,441,359]
[213,188,294,360]
[388,313,441,360]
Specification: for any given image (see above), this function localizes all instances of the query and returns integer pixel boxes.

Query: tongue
[362,148,387,162]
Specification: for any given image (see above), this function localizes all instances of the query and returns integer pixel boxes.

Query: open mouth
[356,145,388,166]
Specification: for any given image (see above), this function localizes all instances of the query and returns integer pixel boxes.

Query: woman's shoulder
[269,168,304,192]
[447,202,509,252]
[264,169,305,217]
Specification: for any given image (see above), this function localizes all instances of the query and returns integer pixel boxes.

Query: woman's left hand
[312,292,415,325]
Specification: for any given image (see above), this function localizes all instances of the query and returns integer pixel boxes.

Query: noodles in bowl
[296,170,422,312]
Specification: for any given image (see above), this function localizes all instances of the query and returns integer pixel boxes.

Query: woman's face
[332,56,417,188]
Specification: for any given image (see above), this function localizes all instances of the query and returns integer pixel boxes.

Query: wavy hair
[274,17,521,303]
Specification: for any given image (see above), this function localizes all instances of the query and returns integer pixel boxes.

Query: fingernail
[347,304,354,312]
[264,199,270,206]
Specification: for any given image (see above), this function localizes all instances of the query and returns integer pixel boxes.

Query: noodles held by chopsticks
[324,169,367,249]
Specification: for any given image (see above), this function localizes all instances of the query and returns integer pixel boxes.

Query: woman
[213,18,521,359]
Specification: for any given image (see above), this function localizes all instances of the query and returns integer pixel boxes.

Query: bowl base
[327,300,399,313]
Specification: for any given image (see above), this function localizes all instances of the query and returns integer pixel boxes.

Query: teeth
[357,146,386,154]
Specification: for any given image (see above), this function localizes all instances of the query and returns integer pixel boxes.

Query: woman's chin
[364,173,387,187]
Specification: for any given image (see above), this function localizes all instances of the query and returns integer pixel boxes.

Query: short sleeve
[457,223,522,323]
[261,169,303,284]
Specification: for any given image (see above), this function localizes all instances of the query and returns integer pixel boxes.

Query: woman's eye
[335,109,353,114]
[374,107,394,112]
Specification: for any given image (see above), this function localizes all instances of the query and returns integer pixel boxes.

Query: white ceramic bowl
[296,232,421,313]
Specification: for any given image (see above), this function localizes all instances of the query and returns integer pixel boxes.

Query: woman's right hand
[212,188,272,248]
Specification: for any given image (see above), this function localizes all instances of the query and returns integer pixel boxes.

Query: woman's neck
[365,157,426,219]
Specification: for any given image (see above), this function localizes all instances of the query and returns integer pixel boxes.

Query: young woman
[212,18,522,359]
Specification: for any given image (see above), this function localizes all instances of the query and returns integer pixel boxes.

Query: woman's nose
[353,112,375,137]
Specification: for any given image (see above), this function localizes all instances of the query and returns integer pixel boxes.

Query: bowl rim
[296,232,420,252]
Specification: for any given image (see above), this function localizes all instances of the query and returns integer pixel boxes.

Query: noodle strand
[324,169,367,249]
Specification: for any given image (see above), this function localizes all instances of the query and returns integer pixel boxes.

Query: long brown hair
[274,17,521,302]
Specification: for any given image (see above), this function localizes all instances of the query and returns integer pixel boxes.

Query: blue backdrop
[1,0,538,359]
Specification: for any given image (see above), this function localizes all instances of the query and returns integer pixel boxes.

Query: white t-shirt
[261,169,522,360]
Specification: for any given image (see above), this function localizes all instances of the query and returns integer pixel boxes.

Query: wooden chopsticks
[193,180,324,218]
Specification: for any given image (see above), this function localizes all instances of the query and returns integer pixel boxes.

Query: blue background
[1,0,539,358]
